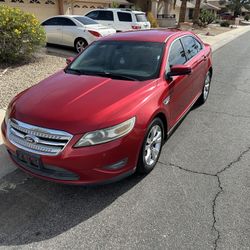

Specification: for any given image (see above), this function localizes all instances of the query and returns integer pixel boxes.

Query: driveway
[0,31,250,250]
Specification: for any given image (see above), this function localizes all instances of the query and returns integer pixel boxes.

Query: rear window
[117,12,132,22]
[74,16,98,25]
[136,14,148,22]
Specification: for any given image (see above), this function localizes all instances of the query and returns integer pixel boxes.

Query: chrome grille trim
[7,119,73,156]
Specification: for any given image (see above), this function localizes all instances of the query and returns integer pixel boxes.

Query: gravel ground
[0,54,65,109]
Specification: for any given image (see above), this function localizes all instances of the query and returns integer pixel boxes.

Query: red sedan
[1,29,212,185]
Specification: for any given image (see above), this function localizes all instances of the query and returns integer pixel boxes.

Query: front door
[165,38,192,128]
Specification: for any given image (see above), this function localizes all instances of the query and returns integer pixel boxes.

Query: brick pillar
[58,0,64,14]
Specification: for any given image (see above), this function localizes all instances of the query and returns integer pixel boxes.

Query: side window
[181,36,202,60]
[41,17,58,26]
[117,12,132,22]
[193,37,203,52]
[168,39,187,67]
[98,10,114,21]
[60,17,76,26]
[86,11,99,20]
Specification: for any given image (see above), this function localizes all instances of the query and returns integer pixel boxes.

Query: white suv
[85,8,151,32]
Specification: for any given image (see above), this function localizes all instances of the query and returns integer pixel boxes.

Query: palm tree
[193,0,202,26]
[178,0,188,25]
[227,0,250,16]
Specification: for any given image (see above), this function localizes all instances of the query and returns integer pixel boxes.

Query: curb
[198,26,250,52]
[0,109,17,179]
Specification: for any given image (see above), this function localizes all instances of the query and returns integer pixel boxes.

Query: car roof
[87,8,145,14]
[50,15,90,18]
[101,29,188,43]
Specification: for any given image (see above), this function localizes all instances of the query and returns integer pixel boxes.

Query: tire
[137,118,164,174]
[74,38,88,53]
[197,71,212,105]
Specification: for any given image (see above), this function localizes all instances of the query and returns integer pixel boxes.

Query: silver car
[41,15,116,53]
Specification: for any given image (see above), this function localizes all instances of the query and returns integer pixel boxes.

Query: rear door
[117,11,133,31]
[41,17,63,45]
[181,36,206,100]
[60,17,77,47]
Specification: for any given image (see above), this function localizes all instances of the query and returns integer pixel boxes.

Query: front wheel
[197,71,212,105]
[137,118,164,174]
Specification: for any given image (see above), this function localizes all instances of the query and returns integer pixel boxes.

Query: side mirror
[66,57,74,65]
[166,65,192,80]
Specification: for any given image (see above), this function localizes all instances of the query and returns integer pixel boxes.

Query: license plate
[16,150,42,169]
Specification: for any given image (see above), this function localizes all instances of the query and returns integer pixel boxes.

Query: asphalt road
[0,31,250,250]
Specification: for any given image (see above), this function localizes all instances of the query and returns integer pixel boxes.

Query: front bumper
[1,121,143,185]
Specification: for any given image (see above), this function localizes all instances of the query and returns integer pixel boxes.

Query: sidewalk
[0,25,250,180]
[198,25,250,51]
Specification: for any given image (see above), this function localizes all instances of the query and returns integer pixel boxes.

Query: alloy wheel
[203,72,211,101]
[76,40,87,53]
[144,125,162,166]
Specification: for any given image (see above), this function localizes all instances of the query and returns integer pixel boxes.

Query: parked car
[41,15,116,53]
[1,30,212,185]
[85,8,151,32]
[220,12,234,20]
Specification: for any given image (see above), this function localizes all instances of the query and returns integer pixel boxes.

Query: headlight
[74,117,136,147]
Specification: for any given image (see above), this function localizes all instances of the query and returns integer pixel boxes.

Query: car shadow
[45,44,77,58]
[0,164,145,246]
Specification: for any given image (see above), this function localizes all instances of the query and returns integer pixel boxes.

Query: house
[0,0,130,21]
[150,0,222,24]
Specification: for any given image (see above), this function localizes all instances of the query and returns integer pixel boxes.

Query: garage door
[0,0,58,21]
[73,2,105,15]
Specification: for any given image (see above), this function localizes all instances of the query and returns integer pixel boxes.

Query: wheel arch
[151,112,168,140]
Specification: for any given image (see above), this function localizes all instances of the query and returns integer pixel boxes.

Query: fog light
[103,158,128,170]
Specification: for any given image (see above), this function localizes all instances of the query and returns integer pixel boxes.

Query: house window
[30,0,40,3]
[90,6,95,8]
[11,0,24,3]
[82,5,88,8]
[74,4,80,8]
[45,0,55,4]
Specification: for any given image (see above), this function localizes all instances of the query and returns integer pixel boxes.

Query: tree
[193,0,202,26]
[227,0,250,16]
[178,0,188,25]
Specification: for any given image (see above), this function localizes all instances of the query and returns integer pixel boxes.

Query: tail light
[88,30,102,37]
[131,25,141,30]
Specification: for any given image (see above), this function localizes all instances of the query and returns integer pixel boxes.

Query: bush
[147,12,158,28]
[0,6,46,64]
[220,20,230,27]
[245,15,249,21]
[199,10,216,27]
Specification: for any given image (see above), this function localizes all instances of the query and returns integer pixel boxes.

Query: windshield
[73,16,98,25]
[136,14,148,22]
[66,41,164,81]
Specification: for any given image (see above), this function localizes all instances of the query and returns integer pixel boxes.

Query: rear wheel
[137,118,164,174]
[74,38,88,53]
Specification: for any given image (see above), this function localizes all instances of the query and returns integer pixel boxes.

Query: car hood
[11,70,157,135]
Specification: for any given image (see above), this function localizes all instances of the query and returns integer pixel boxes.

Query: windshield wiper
[93,71,139,81]
[64,68,83,75]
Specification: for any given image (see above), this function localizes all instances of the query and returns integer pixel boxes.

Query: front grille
[7,119,73,156]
